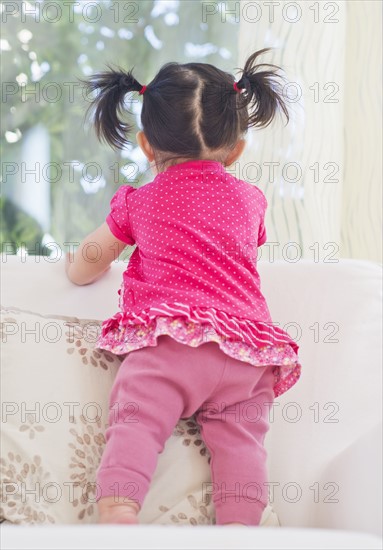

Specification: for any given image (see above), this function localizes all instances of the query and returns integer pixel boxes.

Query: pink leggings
[96,335,275,525]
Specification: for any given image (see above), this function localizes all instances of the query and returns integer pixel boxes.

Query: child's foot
[98,496,140,524]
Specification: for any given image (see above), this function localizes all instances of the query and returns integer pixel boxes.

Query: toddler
[66,48,302,526]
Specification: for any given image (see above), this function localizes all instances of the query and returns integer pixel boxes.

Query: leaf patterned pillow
[0,306,279,527]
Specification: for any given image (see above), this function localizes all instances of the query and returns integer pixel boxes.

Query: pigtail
[236,48,290,128]
[82,66,144,150]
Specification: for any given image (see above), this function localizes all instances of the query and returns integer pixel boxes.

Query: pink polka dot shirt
[96,160,301,397]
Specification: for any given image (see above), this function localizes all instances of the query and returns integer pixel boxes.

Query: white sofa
[1,254,382,549]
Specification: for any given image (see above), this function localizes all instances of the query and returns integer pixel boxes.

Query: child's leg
[195,362,275,526]
[96,336,226,523]
[97,340,185,521]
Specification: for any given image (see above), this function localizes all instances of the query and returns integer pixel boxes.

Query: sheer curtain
[238,0,382,263]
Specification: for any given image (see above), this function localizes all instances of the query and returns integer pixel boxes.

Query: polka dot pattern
[97,160,301,396]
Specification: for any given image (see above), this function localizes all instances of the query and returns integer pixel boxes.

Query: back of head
[83,48,290,166]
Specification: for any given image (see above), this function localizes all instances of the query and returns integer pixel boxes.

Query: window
[1,0,239,257]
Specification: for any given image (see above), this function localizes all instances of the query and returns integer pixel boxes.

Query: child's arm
[65,222,127,286]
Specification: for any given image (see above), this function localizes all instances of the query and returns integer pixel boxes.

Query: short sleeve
[106,185,136,245]
[257,193,268,247]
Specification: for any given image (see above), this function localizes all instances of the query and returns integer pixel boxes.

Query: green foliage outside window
[1,0,238,256]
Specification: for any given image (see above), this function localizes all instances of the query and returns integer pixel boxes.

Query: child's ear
[136,131,155,162]
[224,139,246,167]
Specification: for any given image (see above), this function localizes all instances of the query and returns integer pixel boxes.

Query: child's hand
[65,250,110,283]
[65,251,74,277]
[65,223,126,285]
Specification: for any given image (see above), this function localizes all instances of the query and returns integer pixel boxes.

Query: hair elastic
[233,81,241,93]
[139,85,147,95]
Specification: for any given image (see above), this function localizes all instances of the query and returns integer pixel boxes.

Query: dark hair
[83,48,289,162]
